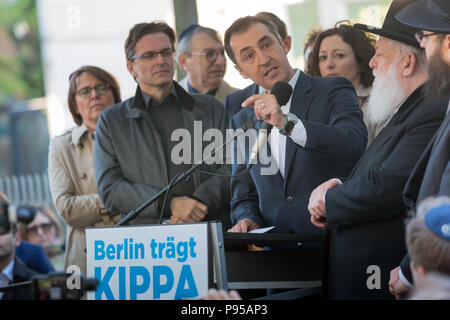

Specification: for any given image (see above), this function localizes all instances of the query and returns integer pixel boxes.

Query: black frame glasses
[414,31,444,43]
[191,49,225,63]
[129,48,174,61]
[77,83,110,99]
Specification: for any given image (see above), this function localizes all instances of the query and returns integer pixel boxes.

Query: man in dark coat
[95,22,231,228]
[388,0,450,299]
[1,225,37,300]
[307,0,447,299]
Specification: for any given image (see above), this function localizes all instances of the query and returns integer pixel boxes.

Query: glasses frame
[129,48,174,61]
[27,222,54,236]
[77,83,110,99]
[190,49,225,63]
[414,31,445,44]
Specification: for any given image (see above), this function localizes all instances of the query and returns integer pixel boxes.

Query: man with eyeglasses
[387,0,450,300]
[177,24,238,105]
[94,21,231,229]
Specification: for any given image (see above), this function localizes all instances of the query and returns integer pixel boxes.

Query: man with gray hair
[177,24,238,104]
[307,0,447,299]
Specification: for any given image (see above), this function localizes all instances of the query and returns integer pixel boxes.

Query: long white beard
[366,61,406,127]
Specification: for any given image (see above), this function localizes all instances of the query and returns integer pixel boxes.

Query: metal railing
[0,172,53,207]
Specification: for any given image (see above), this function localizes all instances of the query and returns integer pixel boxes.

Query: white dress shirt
[268,69,307,179]
[0,258,14,299]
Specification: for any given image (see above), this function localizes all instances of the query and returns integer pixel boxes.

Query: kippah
[178,24,200,41]
[424,204,450,241]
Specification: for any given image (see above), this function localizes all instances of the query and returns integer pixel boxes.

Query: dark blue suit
[225,83,258,120]
[15,241,55,274]
[229,71,367,234]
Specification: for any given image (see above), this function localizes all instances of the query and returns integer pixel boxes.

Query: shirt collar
[287,69,301,91]
[141,84,180,108]
[1,258,14,282]
[71,123,91,147]
[356,84,371,98]
[187,81,219,96]
[258,68,300,94]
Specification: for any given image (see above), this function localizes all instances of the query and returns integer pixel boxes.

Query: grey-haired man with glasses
[94,21,231,229]
[177,24,238,104]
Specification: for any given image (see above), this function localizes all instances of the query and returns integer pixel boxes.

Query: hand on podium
[169,196,208,223]
[227,218,260,233]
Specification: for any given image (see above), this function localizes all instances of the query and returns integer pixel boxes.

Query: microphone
[247,81,293,169]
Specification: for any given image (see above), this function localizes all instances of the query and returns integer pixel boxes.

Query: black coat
[323,86,447,299]
[1,257,38,300]
[401,94,450,283]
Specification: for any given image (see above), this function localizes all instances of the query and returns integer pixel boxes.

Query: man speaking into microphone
[224,15,367,235]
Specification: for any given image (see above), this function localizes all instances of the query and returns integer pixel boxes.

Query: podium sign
[86,223,209,300]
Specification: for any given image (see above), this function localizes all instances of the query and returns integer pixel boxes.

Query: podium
[86,221,322,300]
[209,222,323,300]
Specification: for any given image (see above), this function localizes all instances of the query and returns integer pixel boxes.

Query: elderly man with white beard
[307,0,448,299]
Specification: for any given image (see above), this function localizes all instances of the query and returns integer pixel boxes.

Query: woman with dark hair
[307,21,379,145]
[48,65,121,275]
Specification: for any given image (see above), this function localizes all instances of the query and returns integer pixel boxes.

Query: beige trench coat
[48,124,120,275]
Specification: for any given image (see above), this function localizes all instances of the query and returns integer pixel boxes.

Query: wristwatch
[279,113,298,136]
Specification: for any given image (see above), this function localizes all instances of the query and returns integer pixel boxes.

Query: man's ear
[402,53,416,77]
[234,63,249,80]
[284,35,292,53]
[127,60,136,78]
[178,53,189,72]
[15,230,21,247]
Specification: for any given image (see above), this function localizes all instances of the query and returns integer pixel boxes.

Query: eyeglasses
[77,83,110,99]
[27,223,54,236]
[191,49,225,63]
[129,48,174,61]
[414,31,444,44]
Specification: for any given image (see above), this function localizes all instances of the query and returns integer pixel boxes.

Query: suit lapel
[284,72,313,186]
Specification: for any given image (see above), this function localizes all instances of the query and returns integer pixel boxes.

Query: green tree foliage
[0,0,44,108]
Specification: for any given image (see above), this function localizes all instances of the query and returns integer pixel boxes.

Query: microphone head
[271,81,293,106]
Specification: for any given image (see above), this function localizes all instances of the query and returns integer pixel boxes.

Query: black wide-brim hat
[354,0,421,48]
[396,0,450,33]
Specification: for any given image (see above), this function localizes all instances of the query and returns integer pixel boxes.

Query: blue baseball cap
[396,0,450,33]
[424,204,450,241]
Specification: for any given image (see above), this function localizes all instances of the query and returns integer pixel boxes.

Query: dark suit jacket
[225,83,259,121]
[15,241,55,274]
[1,257,37,300]
[324,87,447,299]
[230,72,367,235]
[400,95,450,283]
